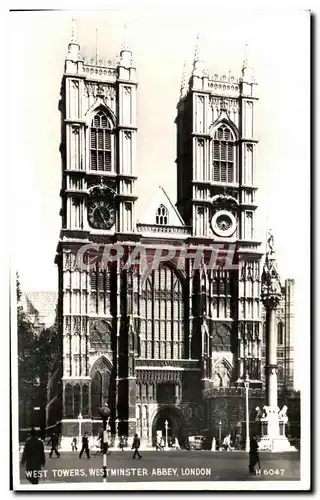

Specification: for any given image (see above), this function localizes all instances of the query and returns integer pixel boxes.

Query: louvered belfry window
[213,125,235,183]
[90,111,112,172]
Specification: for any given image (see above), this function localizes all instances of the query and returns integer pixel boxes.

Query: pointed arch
[212,357,233,388]
[139,264,185,360]
[210,120,238,184]
[155,204,169,225]
[209,118,239,141]
[85,104,116,173]
[90,355,113,418]
[85,101,116,128]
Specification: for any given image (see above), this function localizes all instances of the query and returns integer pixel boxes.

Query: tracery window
[139,266,184,359]
[65,384,73,417]
[90,111,112,172]
[91,371,102,418]
[155,205,169,225]
[212,125,236,183]
[74,384,81,416]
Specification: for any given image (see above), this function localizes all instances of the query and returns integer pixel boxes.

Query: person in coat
[79,432,90,459]
[248,435,260,473]
[21,428,46,484]
[131,433,142,459]
[71,437,78,451]
[48,432,60,458]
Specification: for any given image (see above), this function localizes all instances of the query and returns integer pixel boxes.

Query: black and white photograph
[9,3,311,491]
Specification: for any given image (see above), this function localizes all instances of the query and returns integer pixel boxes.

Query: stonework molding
[84,82,116,100]
[135,359,199,369]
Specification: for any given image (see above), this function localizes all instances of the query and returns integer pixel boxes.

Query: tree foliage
[17,272,60,429]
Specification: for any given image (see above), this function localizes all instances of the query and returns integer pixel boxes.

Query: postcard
[10,4,310,491]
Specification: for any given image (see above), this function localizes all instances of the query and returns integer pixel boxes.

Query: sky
[9,7,310,389]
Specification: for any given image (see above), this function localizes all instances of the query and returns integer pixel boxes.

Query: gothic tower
[54,21,138,444]
[175,39,263,389]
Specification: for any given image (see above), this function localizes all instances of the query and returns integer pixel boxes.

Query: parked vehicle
[187,435,205,450]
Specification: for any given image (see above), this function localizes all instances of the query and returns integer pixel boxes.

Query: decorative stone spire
[70,18,79,46]
[261,230,282,309]
[180,61,188,98]
[192,33,207,77]
[241,42,255,83]
[194,33,200,62]
[118,23,132,68]
[66,18,81,63]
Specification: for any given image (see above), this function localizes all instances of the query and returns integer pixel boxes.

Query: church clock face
[211,210,237,238]
[88,200,115,230]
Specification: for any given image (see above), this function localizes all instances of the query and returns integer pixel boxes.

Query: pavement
[18,449,300,485]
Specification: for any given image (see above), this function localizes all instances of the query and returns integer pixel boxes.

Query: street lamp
[218,421,222,450]
[78,412,83,444]
[99,403,111,483]
[244,372,250,453]
[164,420,169,450]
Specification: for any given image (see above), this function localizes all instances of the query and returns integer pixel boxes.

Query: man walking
[79,432,90,459]
[21,428,46,485]
[48,432,60,458]
[248,435,260,473]
[132,433,142,459]
[71,437,78,451]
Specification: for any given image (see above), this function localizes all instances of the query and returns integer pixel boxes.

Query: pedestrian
[48,432,60,458]
[79,432,90,459]
[248,435,260,473]
[223,434,231,451]
[174,437,180,450]
[160,436,165,450]
[155,436,163,451]
[119,435,125,451]
[71,437,78,451]
[21,428,46,485]
[131,433,142,459]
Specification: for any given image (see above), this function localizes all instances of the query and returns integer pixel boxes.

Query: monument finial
[261,229,282,306]
[266,229,275,257]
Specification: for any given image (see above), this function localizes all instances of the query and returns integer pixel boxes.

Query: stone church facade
[51,24,266,447]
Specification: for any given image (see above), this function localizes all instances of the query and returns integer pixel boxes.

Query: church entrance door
[151,407,185,447]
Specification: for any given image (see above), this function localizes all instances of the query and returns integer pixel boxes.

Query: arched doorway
[90,356,112,418]
[152,407,185,447]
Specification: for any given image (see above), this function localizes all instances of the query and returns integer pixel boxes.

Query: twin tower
[52,21,263,447]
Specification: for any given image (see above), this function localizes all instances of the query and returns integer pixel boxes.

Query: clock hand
[97,207,108,225]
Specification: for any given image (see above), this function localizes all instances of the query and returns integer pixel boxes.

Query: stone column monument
[259,231,295,452]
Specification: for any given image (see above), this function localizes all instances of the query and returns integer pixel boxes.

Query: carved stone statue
[255,406,263,421]
[278,405,288,423]
[267,230,275,255]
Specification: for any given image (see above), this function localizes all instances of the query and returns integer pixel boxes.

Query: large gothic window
[139,266,184,359]
[90,111,112,172]
[155,205,169,225]
[90,357,112,418]
[65,384,73,417]
[212,125,236,183]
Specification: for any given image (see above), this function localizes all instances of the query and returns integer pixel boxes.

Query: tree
[17,273,39,431]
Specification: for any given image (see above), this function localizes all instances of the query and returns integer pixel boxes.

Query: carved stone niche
[212,323,231,350]
[89,319,112,351]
